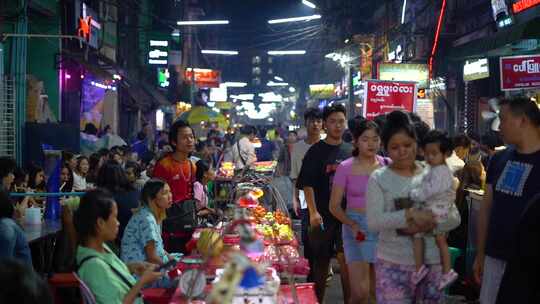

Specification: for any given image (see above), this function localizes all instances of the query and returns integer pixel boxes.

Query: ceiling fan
[481,98,500,131]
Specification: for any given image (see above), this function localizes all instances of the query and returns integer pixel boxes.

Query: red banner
[500,55,540,91]
[184,69,221,88]
[363,80,417,119]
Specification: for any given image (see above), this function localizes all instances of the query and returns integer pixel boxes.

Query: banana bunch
[256,224,275,239]
[197,228,224,258]
[276,224,293,242]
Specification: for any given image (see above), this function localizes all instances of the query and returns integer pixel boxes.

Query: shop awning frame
[447,17,540,61]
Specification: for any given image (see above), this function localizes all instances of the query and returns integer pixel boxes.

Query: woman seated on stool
[73,189,162,304]
[121,179,179,288]
[0,191,32,266]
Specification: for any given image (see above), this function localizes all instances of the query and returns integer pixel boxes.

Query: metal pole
[190,30,197,104]
[348,64,355,116]
[13,0,28,165]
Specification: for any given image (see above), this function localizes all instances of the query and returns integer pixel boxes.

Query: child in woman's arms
[410,130,458,290]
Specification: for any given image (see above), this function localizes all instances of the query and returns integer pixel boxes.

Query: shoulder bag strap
[77,255,135,290]
[237,140,247,166]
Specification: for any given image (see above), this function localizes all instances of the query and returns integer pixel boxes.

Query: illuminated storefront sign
[513,0,540,13]
[464,58,490,82]
[210,84,228,102]
[500,54,540,90]
[77,3,101,48]
[148,40,169,65]
[363,80,417,120]
[378,63,429,88]
[185,68,221,88]
[491,0,509,20]
[157,68,169,88]
[387,45,403,63]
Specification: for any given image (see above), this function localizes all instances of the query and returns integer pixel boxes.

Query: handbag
[163,199,199,232]
[163,162,199,232]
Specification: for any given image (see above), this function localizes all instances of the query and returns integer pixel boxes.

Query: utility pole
[348,64,355,116]
[190,29,197,105]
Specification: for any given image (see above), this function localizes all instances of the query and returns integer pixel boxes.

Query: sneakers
[411,265,429,285]
[438,269,458,290]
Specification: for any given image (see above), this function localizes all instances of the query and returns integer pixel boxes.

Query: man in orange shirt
[153,120,196,253]
[153,120,196,203]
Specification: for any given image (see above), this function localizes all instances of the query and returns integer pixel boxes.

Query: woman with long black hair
[74,189,161,304]
[96,160,139,241]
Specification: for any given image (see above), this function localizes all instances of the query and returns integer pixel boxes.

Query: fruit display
[197,228,223,258]
[252,161,277,173]
[261,245,280,264]
[261,212,275,224]
[218,162,235,179]
[255,223,293,243]
[238,194,258,208]
[279,245,299,263]
[249,187,264,199]
[274,210,291,225]
[255,224,274,240]
[252,205,267,222]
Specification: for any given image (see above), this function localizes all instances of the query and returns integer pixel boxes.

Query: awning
[141,82,170,106]
[122,83,151,108]
[447,17,540,60]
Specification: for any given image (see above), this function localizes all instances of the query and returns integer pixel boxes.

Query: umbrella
[102,134,128,149]
[179,106,229,129]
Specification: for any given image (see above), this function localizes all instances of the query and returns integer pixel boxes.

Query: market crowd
[0,96,539,304]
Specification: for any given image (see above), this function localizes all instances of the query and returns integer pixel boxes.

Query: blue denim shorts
[342,211,378,263]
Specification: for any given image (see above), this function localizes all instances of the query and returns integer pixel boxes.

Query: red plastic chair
[48,272,83,304]
[73,273,97,304]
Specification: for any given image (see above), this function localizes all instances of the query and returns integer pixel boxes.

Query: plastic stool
[48,273,82,304]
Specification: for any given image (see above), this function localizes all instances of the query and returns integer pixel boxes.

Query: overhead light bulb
[268,14,321,24]
[267,50,306,56]
[201,50,239,55]
[302,0,317,9]
[177,20,229,25]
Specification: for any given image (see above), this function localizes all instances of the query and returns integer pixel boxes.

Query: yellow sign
[309,84,335,99]
[379,63,429,88]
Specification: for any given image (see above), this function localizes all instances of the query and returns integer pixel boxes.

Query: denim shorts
[342,211,378,263]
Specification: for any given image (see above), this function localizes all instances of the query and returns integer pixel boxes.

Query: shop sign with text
[363,80,417,119]
[512,0,540,13]
[185,68,221,88]
[378,63,429,88]
[500,54,540,90]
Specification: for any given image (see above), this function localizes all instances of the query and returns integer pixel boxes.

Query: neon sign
[78,16,92,41]
[513,0,540,13]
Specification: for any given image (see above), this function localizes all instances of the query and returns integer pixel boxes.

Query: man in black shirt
[474,97,540,304]
[297,104,353,302]
[496,194,540,303]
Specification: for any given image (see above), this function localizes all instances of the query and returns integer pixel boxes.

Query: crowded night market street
[1,0,540,303]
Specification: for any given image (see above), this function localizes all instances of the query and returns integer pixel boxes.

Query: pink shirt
[333,156,389,209]
[193,181,208,210]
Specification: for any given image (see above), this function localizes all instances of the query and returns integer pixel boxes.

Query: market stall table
[141,283,318,304]
[23,219,62,243]
[23,219,62,274]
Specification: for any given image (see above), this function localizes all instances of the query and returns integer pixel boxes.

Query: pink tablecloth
[142,283,318,304]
